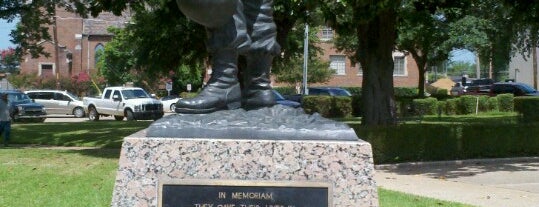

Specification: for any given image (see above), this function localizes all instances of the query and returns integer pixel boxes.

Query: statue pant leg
[175,1,250,114]
[241,0,281,109]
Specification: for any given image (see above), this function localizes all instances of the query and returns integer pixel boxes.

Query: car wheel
[170,103,176,112]
[73,107,85,118]
[125,109,135,121]
[38,118,46,123]
[114,115,124,121]
[88,107,99,121]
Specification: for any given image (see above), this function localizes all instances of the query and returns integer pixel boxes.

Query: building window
[356,63,363,76]
[321,27,334,41]
[94,44,105,68]
[330,55,346,75]
[393,56,406,76]
[39,63,54,77]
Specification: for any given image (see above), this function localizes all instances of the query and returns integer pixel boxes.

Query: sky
[0,19,17,49]
[449,49,476,64]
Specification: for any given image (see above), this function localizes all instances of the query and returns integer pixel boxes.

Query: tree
[0,48,20,74]
[397,1,469,97]
[273,57,333,86]
[321,1,401,125]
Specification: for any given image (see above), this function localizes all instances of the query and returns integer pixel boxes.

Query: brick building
[20,7,419,90]
[274,27,420,88]
[19,7,130,79]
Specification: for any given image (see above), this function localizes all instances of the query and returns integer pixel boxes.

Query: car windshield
[333,89,352,96]
[272,90,285,101]
[517,84,537,94]
[65,91,81,101]
[121,89,150,99]
[8,93,33,104]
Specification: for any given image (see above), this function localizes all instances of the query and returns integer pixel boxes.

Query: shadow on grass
[379,159,539,180]
[61,148,121,159]
[11,121,151,156]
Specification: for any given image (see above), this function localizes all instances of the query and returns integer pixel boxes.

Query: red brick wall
[273,35,420,88]
[20,8,115,80]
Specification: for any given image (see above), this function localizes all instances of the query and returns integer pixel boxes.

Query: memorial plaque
[159,180,331,207]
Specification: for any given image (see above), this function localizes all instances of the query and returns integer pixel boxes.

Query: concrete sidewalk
[374,157,539,207]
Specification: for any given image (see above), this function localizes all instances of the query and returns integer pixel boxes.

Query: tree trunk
[358,9,397,126]
[410,52,427,98]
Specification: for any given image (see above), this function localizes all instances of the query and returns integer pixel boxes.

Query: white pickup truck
[83,86,164,121]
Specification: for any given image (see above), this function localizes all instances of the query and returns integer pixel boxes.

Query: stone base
[111,130,379,207]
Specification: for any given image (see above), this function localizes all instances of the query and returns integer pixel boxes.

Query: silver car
[25,90,86,117]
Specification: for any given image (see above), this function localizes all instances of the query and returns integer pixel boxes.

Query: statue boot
[175,49,241,114]
[241,52,276,110]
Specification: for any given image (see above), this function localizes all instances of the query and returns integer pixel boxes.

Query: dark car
[489,82,539,96]
[272,90,301,108]
[308,87,352,96]
[0,90,47,122]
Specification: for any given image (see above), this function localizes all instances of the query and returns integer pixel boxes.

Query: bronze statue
[175,0,280,114]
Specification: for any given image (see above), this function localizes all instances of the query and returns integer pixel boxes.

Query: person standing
[0,93,11,147]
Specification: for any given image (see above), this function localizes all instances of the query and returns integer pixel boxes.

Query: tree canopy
[4,0,539,125]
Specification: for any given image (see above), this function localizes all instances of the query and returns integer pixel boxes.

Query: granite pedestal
[111,106,378,207]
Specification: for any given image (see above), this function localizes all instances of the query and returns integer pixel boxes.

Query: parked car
[308,87,352,96]
[25,90,86,117]
[281,87,353,103]
[160,95,181,112]
[450,83,465,96]
[272,90,301,108]
[490,82,539,96]
[83,86,164,121]
[0,90,47,122]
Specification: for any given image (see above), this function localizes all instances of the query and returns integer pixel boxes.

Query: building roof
[83,12,131,36]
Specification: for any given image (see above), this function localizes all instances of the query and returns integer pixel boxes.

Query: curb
[375,156,539,170]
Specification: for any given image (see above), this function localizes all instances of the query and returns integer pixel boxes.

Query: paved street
[376,158,539,207]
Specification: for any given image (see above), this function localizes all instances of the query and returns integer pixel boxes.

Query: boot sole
[175,101,241,114]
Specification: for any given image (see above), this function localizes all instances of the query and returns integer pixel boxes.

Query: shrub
[497,93,514,112]
[302,96,333,117]
[487,97,499,111]
[273,86,296,95]
[444,98,459,115]
[332,96,353,118]
[335,87,361,117]
[412,98,438,115]
[477,95,489,112]
[352,123,539,164]
[395,87,418,100]
[430,89,450,100]
[514,97,539,122]
[458,95,478,114]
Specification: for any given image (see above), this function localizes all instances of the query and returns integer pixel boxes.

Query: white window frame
[393,52,407,76]
[330,55,346,75]
[356,63,363,76]
[38,62,55,76]
[321,26,334,41]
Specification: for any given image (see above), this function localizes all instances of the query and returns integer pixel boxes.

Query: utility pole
[475,52,481,79]
[533,44,537,89]
[302,22,309,95]
[53,14,60,89]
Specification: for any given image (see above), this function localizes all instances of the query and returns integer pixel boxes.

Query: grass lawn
[10,120,152,148]
[0,121,475,207]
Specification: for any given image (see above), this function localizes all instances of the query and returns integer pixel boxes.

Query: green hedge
[302,96,332,117]
[302,95,352,118]
[273,86,296,95]
[514,97,539,122]
[412,98,438,115]
[353,123,539,164]
[497,93,514,112]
